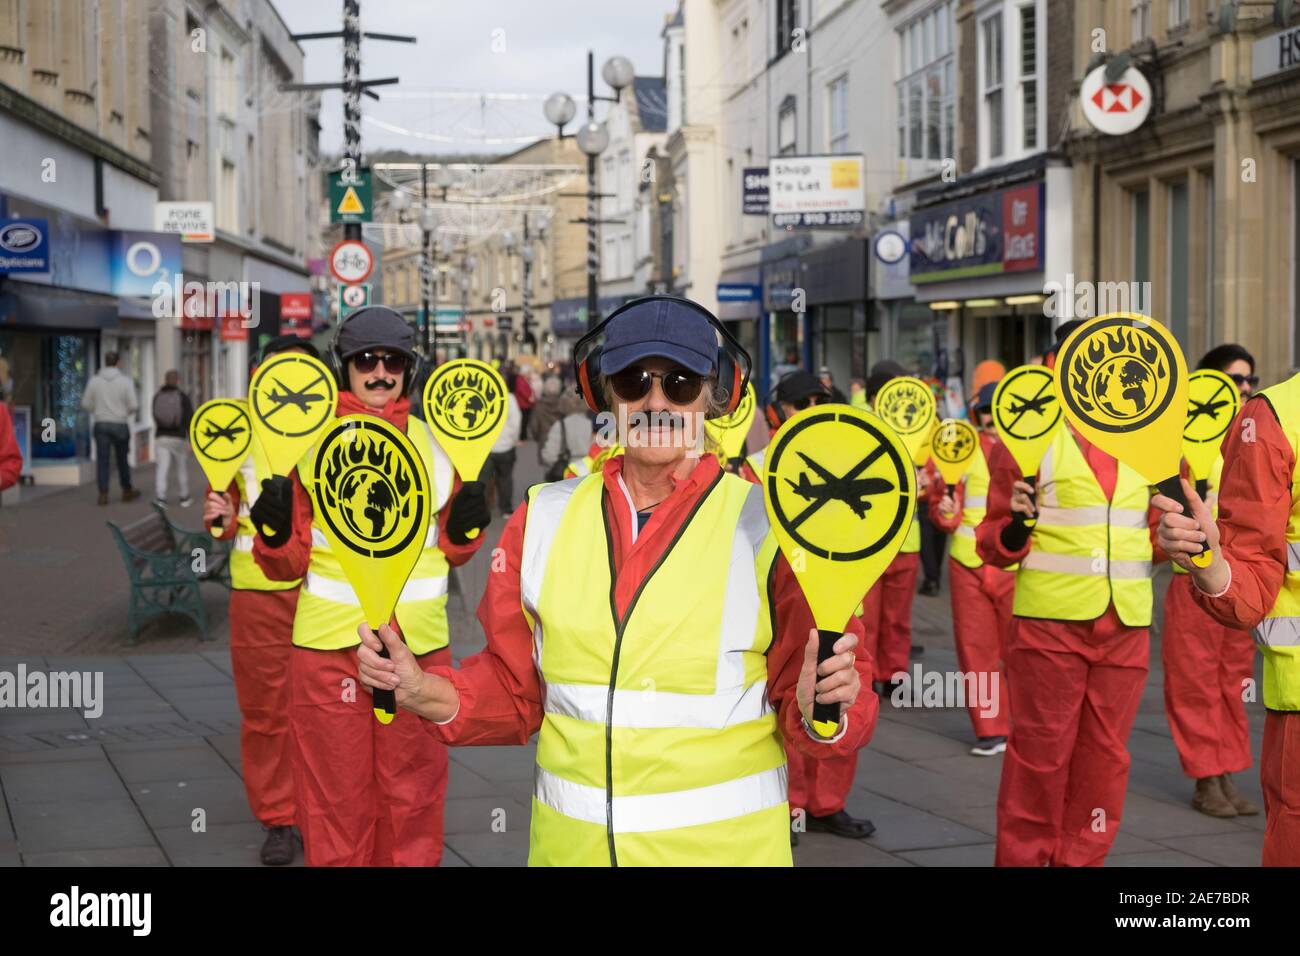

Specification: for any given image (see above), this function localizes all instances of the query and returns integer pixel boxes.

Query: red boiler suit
[254,391,483,866]
[977,429,1163,867]
[1188,396,1300,866]
[927,434,1014,740]
[423,454,880,832]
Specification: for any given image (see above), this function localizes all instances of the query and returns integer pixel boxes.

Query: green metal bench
[106,505,231,644]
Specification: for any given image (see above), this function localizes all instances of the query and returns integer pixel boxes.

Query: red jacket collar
[336,390,410,430]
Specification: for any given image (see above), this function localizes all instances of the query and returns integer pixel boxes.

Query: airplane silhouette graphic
[263,374,327,420]
[786,452,895,520]
[1187,380,1232,429]
[198,416,247,455]
[1003,381,1057,433]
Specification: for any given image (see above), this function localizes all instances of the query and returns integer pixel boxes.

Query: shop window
[1168,0,1189,29]
[895,1,955,168]
[778,96,797,156]
[981,11,1004,162]
[1131,0,1151,44]
[828,74,849,153]
[1020,4,1038,151]
[775,0,800,58]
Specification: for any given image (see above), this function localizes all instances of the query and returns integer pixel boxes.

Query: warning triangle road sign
[337,186,365,216]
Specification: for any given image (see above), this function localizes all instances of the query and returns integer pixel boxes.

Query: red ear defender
[725,362,744,415]
[577,360,599,413]
[765,403,782,430]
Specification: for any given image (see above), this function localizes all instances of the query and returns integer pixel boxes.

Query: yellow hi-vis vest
[519,471,791,866]
[745,447,766,479]
[1012,427,1154,627]
[1249,376,1300,710]
[232,439,301,591]
[1172,453,1222,576]
[948,442,990,570]
[292,418,455,654]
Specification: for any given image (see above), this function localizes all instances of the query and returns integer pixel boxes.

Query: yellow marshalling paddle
[306,415,431,724]
[422,359,508,540]
[189,398,253,531]
[992,364,1063,529]
[1182,369,1241,499]
[1053,312,1206,567]
[762,405,916,736]
[874,376,936,469]
[930,418,979,494]
[248,351,338,477]
[704,381,757,462]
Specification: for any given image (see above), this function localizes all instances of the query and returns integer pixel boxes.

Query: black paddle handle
[373,641,397,718]
[1011,475,1038,530]
[813,629,842,727]
[1157,475,1210,559]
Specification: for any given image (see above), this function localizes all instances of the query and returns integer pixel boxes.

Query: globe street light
[546,50,632,331]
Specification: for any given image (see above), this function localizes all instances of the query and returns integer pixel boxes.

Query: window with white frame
[828,75,849,153]
[982,12,1004,161]
[1168,0,1189,28]
[1019,4,1037,151]
[896,1,955,165]
[1131,0,1151,42]
[778,97,797,156]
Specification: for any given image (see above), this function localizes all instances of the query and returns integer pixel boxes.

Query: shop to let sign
[770,156,865,229]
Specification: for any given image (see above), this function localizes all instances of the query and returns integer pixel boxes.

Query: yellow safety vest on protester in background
[232,439,301,591]
[292,419,455,655]
[1012,427,1154,627]
[519,472,791,866]
[1247,377,1300,710]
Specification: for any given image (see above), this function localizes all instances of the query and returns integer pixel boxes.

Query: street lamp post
[546,51,634,331]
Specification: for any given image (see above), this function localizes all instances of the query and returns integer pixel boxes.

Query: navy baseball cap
[974,382,998,413]
[337,306,417,363]
[599,298,718,377]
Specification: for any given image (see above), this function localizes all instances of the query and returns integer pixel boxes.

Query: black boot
[806,810,876,840]
[260,825,297,865]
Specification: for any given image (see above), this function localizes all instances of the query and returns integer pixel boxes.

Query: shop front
[908,153,1070,388]
[798,238,868,393]
[716,265,764,395]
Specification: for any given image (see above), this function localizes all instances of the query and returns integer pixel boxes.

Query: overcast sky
[272,0,674,155]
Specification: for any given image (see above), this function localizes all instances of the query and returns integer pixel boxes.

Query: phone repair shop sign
[909,181,1044,283]
[1253,25,1300,82]
[770,156,865,229]
[742,167,769,215]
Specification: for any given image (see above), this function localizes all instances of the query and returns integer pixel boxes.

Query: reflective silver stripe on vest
[520,478,585,666]
[955,525,975,539]
[1036,505,1109,527]
[304,571,448,605]
[1254,617,1300,647]
[1109,507,1149,529]
[1037,443,1057,506]
[1018,552,1152,579]
[544,680,770,729]
[234,535,255,553]
[534,764,787,833]
[716,484,768,690]
[1287,543,1300,573]
[964,495,987,509]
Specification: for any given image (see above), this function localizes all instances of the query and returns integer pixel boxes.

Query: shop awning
[0,279,119,330]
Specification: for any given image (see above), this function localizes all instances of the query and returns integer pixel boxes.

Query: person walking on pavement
[480,373,523,517]
[251,306,490,867]
[1158,345,1260,820]
[152,369,194,507]
[977,319,1161,866]
[864,360,925,693]
[529,374,566,448]
[539,391,594,480]
[80,351,140,505]
[202,336,315,865]
[0,401,21,492]
[817,365,848,404]
[513,364,536,439]
[928,382,1014,757]
[1153,364,1300,866]
[740,369,876,841]
[848,377,869,410]
[356,296,875,866]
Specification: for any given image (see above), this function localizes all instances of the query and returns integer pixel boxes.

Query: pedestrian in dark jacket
[152,369,195,507]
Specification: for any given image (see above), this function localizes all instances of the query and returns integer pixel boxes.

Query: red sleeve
[204,481,239,542]
[767,555,877,759]
[0,406,21,491]
[436,474,487,567]
[1191,396,1295,630]
[976,440,1032,567]
[927,474,963,533]
[252,471,313,582]
[424,502,543,746]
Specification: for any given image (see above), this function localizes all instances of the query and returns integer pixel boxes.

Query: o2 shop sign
[110,231,182,297]
[909,182,1043,282]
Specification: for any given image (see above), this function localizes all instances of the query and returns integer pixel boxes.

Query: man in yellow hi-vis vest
[203,334,312,866]
[1155,364,1300,866]
[251,307,488,867]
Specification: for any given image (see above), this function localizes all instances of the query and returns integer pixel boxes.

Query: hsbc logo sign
[1080,64,1152,136]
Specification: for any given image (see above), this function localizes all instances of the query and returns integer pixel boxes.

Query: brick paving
[0,442,1269,866]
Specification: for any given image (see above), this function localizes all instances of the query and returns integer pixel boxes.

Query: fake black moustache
[628,412,688,429]
[364,378,397,390]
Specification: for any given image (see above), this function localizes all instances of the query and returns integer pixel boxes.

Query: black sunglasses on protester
[351,351,411,375]
[1228,373,1260,388]
[608,365,706,405]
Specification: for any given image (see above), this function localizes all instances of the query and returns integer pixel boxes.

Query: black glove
[1001,516,1032,553]
[446,481,491,545]
[250,476,294,548]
